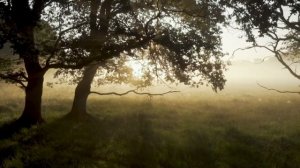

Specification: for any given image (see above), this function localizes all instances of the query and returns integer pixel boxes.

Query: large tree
[57,0,228,116]
[222,0,300,92]
[0,0,96,125]
[0,0,228,124]
[0,0,56,125]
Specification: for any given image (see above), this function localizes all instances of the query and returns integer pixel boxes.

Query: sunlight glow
[126,59,145,78]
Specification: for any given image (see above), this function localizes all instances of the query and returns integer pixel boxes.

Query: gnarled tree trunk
[69,63,99,117]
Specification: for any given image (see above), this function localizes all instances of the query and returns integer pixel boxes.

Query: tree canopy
[0,0,228,124]
[47,0,227,91]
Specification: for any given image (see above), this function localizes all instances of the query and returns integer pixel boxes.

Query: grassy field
[0,90,300,168]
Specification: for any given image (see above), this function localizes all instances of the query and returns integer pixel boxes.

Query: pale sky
[221,26,273,62]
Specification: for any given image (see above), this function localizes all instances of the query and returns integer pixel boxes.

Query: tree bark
[8,0,47,126]
[69,63,99,116]
[69,0,103,117]
[18,70,45,125]
[15,26,45,125]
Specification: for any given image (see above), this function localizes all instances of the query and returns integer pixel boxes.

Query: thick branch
[32,0,47,21]
[277,7,300,32]
[257,83,300,95]
[44,21,89,69]
[0,72,27,89]
[90,89,180,96]
[145,2,162,34]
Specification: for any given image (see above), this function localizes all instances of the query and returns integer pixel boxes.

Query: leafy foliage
[1,0,227,90]
[46,0,227,91]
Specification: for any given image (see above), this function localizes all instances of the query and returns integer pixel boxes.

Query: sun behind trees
[61,0,227,117]
[0,0,226,126]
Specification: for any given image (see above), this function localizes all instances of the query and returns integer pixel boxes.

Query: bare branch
[253,55,274,64]
[231,42,300,80]
[257,83,300,95]
[274,52,300,80]
[232,45,275,58]
[90,89,180,96]
[232,44,300,80]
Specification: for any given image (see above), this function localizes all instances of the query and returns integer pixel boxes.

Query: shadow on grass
[0,112,164,168]
[0,119,36,167]
[0,119,30,140]
[0,111,300,168]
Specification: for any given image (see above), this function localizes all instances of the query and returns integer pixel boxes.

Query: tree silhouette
[0,0,57,125]
[0,0,228,123]
[56,0,228,116]
[0,0,107,125]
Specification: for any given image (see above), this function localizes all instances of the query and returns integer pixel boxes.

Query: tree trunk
[69,63,99,117]
[16,25,46,126]
[9,0,47,126]
[18,50,45,126]
[18,70,45,125]
[69,0,103,118]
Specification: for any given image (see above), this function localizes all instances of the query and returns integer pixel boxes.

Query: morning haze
[0,0,299,167]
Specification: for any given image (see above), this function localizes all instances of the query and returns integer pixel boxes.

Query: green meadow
[0,87,300,168]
